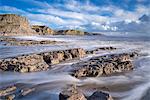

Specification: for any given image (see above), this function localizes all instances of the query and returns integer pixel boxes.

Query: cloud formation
[0,0,149,35]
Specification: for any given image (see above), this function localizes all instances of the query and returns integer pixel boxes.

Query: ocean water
[0,35,150,100]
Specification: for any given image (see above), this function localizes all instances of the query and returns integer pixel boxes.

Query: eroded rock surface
[59,85,87,100]
[41,48,86,65]
[0,48,86,72]
[59,85,113,100]
[0,84,35,100]
[32,25,55,35]
[0,54,49,73]
[71,51,138,78]
[86,47,117,54]
[0,14,35,36]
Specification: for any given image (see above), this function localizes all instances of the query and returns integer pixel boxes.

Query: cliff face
[56,30,89,35]
[0,14,35,36]
[0,14,91,36]
[32,25,55,35]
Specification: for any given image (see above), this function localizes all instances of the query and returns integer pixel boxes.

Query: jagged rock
[88,91,113,100]
[31,25,55,35]
[0,48,86,72]
[56,30,89,35]
[71,52,138,78]
[0,54,49,72]
[59,85,87,100]
[0,84,35,100]
[42,48,85,65]
[0,14,35,36]
[0,85,17,97]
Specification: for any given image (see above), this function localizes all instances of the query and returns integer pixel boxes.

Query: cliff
[0,14,92,36]
[0,14,35,36]
[32,25,55,35]
[56,30,89,35]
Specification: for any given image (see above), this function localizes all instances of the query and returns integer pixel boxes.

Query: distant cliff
[32,25,55,35]
[56,30,89,35]
[0,14,94,36]
[0,14,35,36]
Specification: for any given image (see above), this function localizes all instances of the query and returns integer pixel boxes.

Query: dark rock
[86,47,117,54]
[88,91,113,100]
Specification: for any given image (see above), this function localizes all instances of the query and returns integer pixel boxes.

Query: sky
[0,0,150,35]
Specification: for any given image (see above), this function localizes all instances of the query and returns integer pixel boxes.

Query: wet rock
[59,85,87,100]
[0,54,49,72]
[64,52,73,61]
[0,84,35,100]
[0,48,86,72]
[88,91,113,100]
[71,52,138,78]
[0,37,59,46]
[0,85,17,97]
[86,47,117,54]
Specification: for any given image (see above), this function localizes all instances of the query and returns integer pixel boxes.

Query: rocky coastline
[0,14,95,36]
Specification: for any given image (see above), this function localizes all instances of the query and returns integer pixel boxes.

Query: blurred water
[0,35,150,100]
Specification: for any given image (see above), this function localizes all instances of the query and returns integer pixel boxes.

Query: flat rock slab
[71,51,138,78]
[0,37,61,46]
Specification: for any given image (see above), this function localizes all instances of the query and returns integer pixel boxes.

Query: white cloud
[0,0,149,34]
[0,6,27,14]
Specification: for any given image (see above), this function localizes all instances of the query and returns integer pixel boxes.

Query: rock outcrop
[59,85,87,100]
[59,85,113,100]
[86,47,117,54]
[0,37,60,46]
[0,48,86,72]
[71,51,138,78]
[88,91,113,100]
[31,25,55,35]
[56,30,89,35]
[0,14,35,36]
[0,54,49,73]
[0,84,35,100]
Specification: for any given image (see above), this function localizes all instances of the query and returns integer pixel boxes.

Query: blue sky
[0,0,149,33]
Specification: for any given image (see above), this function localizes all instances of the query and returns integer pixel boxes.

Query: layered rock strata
[56,30,89,35]
[0,14,35,36]
[71,51,138,78]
